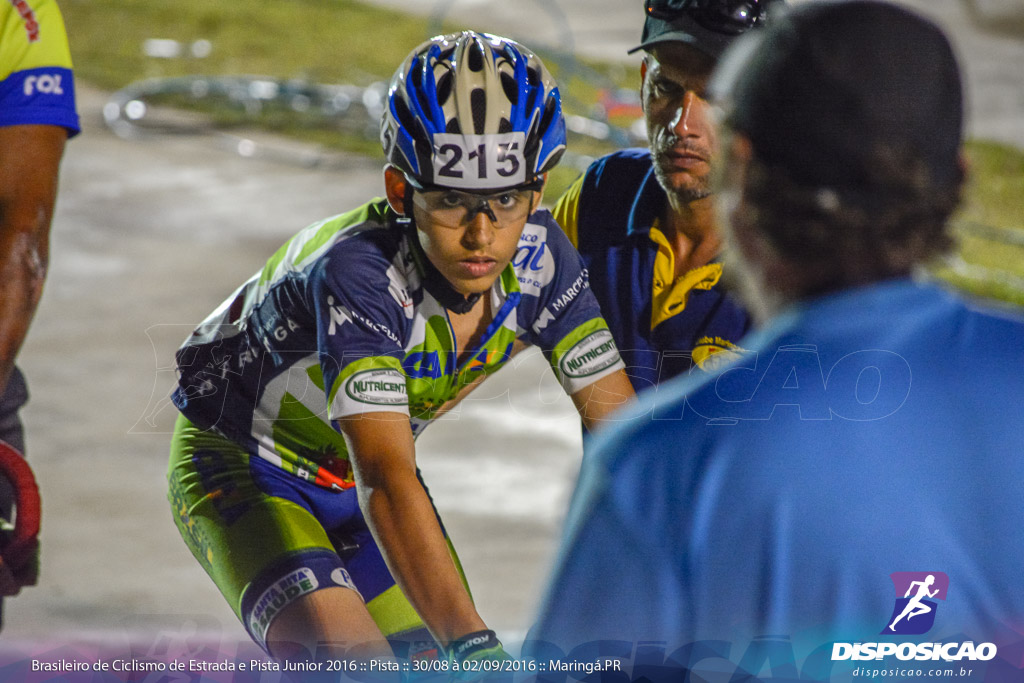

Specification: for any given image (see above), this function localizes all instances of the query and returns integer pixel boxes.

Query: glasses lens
[704,1,765,33]
[416,189,534,228]
[646,0,766,35]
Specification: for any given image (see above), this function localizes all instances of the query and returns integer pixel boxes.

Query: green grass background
[61,0,1024,307]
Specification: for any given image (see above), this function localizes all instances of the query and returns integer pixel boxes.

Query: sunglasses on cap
[645,0,771,35]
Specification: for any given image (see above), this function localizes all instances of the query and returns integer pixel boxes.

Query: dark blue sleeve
[515,211,625,394]
[308,240,411,419]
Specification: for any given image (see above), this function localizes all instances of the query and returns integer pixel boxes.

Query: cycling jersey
[173,198,623,489]
[553,149,749,392]
[169,199,624,651]
[0,0,79,134]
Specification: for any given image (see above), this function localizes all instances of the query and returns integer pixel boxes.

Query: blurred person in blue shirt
[528,3,1024,681]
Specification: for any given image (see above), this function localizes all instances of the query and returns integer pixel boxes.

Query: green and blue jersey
[173,199,623,489]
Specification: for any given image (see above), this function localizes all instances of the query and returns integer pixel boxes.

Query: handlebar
[0,440,41,572]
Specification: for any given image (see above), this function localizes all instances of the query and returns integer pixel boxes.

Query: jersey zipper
[442,289,521,379]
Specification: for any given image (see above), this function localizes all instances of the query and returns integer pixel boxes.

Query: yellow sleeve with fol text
[0,0,74,81]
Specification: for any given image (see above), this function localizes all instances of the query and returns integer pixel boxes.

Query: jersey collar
[400,218,482,314]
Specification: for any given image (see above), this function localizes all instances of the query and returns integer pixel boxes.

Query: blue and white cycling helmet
[381,31,566,192]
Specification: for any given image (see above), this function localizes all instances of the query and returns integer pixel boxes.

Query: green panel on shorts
[168,415,334,620]
[366,535,471,638]
[367,585,428,638]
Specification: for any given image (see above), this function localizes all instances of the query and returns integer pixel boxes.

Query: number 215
[438,141,520,180]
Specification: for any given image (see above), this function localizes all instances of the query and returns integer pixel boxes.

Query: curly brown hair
[736,142,963,298]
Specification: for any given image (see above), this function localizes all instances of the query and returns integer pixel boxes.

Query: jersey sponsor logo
[344,368,407,406]
[326,295,399,343]
[403,350,451,380]
[249,568,319,641]
[532,270,589,335]
[330,567,356,590]
[532,307,555,334]
[832,571,997,663]
[326,295,352,335]
[559,330,620,379]
[260,317,302,351]
[23,73,64,97]
[513,224,555,296]
[550,271,589,314]
[431,132,527,190]
[466,341,513,373]
[403,340,511,379]
[10,0,40,42]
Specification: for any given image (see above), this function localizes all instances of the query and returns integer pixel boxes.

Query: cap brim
[630,10,743,59]
[628,32,728,58]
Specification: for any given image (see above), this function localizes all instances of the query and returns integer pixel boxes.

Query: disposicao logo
[883,571,948,635]
[831,572,998,663]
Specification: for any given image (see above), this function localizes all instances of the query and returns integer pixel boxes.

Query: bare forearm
[0,229,49,391]
[358,468,485,646]
[0,124,66,392]
[340,410,489,647]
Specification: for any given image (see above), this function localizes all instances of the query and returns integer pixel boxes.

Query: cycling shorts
[167,415,467,657]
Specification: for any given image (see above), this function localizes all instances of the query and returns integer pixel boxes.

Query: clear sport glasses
[412,187,538,228]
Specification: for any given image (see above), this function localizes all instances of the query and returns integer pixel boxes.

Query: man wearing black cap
[552,0,783,393]
[530,2,1024,679]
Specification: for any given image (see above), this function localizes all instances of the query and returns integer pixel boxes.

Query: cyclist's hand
[0,560,17,596]
[0,541,39,597]
[448,630,511,681]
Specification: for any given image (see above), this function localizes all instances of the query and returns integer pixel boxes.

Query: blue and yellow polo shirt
[552,148,749,393]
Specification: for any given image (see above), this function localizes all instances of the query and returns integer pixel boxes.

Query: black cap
[630,0,784,58]
[710,0,964,190]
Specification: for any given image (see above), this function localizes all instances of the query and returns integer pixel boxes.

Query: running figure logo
[882,572,949,635]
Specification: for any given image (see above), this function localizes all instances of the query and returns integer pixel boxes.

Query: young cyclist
[168,31,634,665]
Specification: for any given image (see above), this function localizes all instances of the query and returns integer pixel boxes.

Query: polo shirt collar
[627,164,668,237]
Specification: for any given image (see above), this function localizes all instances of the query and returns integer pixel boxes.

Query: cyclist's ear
[383,165,410,216]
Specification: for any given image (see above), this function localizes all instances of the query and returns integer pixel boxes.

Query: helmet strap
[398,189,482,315]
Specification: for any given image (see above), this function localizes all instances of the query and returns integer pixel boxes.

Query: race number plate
[431,132,527,189]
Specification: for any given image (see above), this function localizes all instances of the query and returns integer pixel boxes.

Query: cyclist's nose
[463,206,496,248]
[464,197,499,225]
